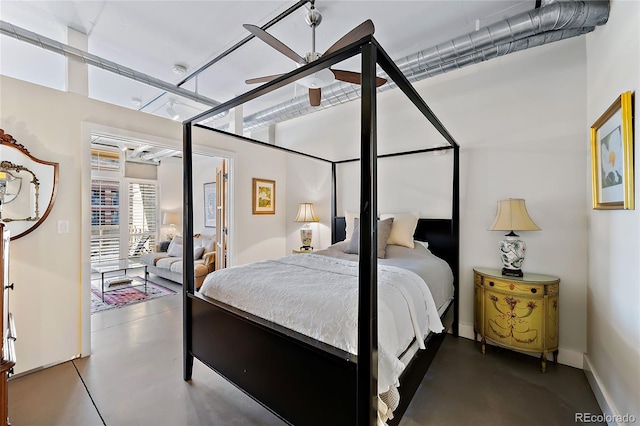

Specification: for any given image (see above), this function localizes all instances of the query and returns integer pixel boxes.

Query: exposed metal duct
[237,0,609,131]
[0,20,221,108]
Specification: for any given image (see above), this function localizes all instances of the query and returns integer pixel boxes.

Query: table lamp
[294,203,319,250]
[162,211,181,240]
[488,198,540,277]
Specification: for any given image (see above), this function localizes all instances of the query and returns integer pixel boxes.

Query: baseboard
[583,355,626,426]
[457,322,584,369]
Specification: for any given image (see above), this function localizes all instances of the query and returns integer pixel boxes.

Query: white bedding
[198,252,446,397]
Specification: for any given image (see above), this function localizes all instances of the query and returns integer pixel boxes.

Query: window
[91,148,120,171]
[127,182,157,257]
[90,145,159,263]
[90,179,120,262]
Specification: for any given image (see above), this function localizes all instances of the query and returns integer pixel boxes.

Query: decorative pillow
[194,246,205,260]
[201,237,216,253]
[345,211,359,241]
[345,217,394,258]
[167,242,183,257]
[380,212,419,248]
[159,241,171,252]
[414,240,429,251]
[167,235,183,255]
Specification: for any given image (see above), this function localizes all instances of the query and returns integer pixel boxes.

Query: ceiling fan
[244,2,387,107]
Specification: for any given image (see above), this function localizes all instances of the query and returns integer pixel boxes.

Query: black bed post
[331,162,337,244]
[358,40,378,426]
[183,122,195,381]
[452,145,460,337]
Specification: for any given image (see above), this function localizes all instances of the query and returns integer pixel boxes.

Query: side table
[473,267,560,372]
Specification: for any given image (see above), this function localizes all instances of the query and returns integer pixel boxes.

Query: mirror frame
[0,129,59,240]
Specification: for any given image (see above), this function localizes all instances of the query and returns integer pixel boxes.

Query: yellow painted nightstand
[473,267,559,372]
[292,249,314,254]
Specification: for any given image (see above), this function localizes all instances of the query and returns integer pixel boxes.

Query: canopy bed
[181,32,460,426]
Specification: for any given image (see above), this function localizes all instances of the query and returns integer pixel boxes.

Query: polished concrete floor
[9,274,603,426]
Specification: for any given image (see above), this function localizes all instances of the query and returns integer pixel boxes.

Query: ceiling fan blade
[245,73,286,84]
[309,88,321,107]
[322,19,375,57]
[331,69,387,87]
[243,24,306,65]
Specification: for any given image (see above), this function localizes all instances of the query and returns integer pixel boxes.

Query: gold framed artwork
[252,178,275,214]
[590,91,634,210]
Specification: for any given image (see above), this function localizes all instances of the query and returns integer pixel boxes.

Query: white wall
[585,0,640,421]
[285,155,332,253]
[157,156,183,236]
[1,75,290,374]
[191,127,288,266]
[277,36,589,366]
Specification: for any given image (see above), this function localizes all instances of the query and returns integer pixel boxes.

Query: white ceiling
[1,0,535,127]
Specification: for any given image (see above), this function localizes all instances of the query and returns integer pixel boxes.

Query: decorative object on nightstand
[488,198,540,277]
[294,203,319,250]
[473,267,559,372]
[163,211,180,240]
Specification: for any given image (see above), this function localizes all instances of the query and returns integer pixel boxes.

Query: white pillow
[167,242,183,257]
[194,246,205,260]
[167,235,183,254]
[379,212,420,248]
[345,211,359,241]
[414,240,429,250]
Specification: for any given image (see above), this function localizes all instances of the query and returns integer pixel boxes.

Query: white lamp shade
[295,203,319,222]
[163,211,181,226]
[489,199,540,232]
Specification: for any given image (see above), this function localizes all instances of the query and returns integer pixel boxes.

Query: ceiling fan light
[297,68,334,89]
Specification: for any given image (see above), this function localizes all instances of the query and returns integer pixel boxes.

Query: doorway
[81,124,233,356]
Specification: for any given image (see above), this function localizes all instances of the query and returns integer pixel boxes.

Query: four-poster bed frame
[182,33,460,426]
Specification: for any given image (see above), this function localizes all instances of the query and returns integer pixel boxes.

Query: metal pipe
[0,20,221,108]
[175,0,311,87]
[235,1,608,131]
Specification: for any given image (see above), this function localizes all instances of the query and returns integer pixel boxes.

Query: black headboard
[332,216,456,270]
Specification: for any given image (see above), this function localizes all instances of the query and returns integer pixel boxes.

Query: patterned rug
[91,276,177,314]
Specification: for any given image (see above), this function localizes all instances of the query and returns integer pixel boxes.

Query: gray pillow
[159,240,171,252]
[345,217,394,258]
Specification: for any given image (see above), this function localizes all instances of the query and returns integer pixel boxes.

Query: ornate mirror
[0,129,59,240]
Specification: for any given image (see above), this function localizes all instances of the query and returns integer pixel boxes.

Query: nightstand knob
[530,288,537,294]
[489,281,494,287]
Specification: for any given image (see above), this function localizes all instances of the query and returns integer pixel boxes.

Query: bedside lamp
[162,211,181,240]
[488,198,540,277]
[294,203,319,250]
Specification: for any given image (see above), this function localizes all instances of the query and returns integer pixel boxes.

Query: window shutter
[128,182,158,257]
[91,148,120,171]
[90,179,120,262]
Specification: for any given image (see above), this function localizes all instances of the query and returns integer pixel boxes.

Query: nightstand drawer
[481,277,544,297]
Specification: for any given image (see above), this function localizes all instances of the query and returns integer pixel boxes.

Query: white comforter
[198,253,444,395]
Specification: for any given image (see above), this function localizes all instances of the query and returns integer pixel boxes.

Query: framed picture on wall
[204,182,216,227]
[252,178,275,214]
[590,91,634,210]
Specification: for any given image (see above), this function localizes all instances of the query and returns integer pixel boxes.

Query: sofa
[140,234,215,289]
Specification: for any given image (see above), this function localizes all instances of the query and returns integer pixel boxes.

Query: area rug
[91,276,177,314]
